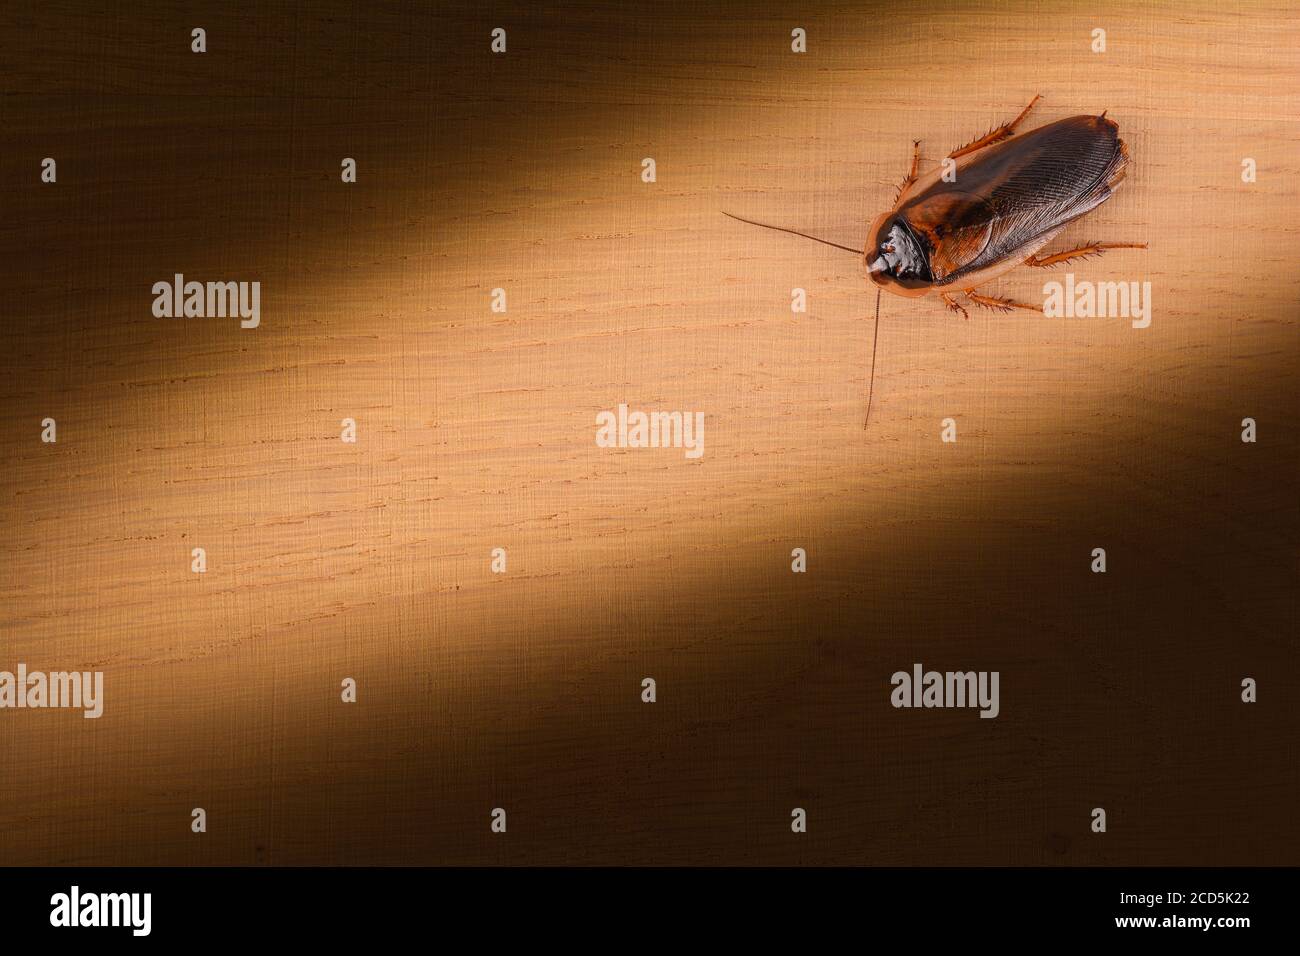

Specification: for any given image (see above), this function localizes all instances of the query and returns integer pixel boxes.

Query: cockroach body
[867,98,1140,317]
[725,96,1147,423]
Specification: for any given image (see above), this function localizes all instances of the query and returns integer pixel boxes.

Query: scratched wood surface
[1,0,1297,865]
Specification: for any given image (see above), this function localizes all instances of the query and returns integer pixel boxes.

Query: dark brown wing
[900,115,1129,284]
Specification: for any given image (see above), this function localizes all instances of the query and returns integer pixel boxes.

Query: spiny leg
[949,94,1042,160]
[940,292,969,320]
[964,290,1043,314]
[1025,241,1147,268]
[895,139,922,201]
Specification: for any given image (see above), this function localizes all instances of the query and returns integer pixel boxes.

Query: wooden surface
[2,0,1297,865]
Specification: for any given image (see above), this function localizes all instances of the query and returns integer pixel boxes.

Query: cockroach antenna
[864,287,881,429]
[722,210,882,428]
[721,211,864,256]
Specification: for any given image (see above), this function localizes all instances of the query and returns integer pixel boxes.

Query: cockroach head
[866,215,932,289]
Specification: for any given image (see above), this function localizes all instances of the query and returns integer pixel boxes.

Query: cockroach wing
[901,115,1129,286]
[902,192,996,281]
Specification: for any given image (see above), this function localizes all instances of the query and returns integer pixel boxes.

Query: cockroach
[725,96,1146,426]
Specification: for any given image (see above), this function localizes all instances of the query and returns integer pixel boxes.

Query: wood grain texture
[1,0,1297,865]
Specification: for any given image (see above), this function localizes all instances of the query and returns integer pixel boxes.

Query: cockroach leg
[939,292,969,320]
[895,139,923,201]
[948,94,1043,159]
[963,290,1043,314]
[1024,241,1148,268]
